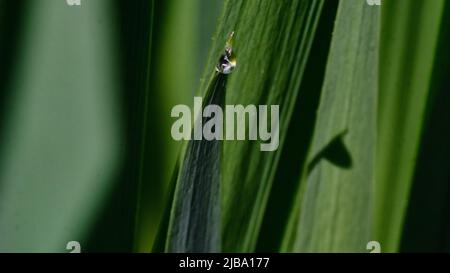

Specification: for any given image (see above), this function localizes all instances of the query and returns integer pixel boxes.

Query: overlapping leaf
[283,0,380,252]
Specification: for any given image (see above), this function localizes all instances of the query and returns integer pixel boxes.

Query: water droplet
[216,32,236,74]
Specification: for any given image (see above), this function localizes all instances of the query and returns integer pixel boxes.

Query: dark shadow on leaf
[255,0,340,252]
[307,130,352,174]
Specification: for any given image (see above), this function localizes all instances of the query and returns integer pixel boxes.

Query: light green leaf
[283,0,380,252]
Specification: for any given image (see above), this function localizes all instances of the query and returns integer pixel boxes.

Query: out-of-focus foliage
[0,0,121,252]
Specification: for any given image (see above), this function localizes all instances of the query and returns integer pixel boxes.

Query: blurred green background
[0,0,221,252]
[0,0,449,253]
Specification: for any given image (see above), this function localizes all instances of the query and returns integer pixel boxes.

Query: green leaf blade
[375,0,446,252]
[284,0,380,252]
